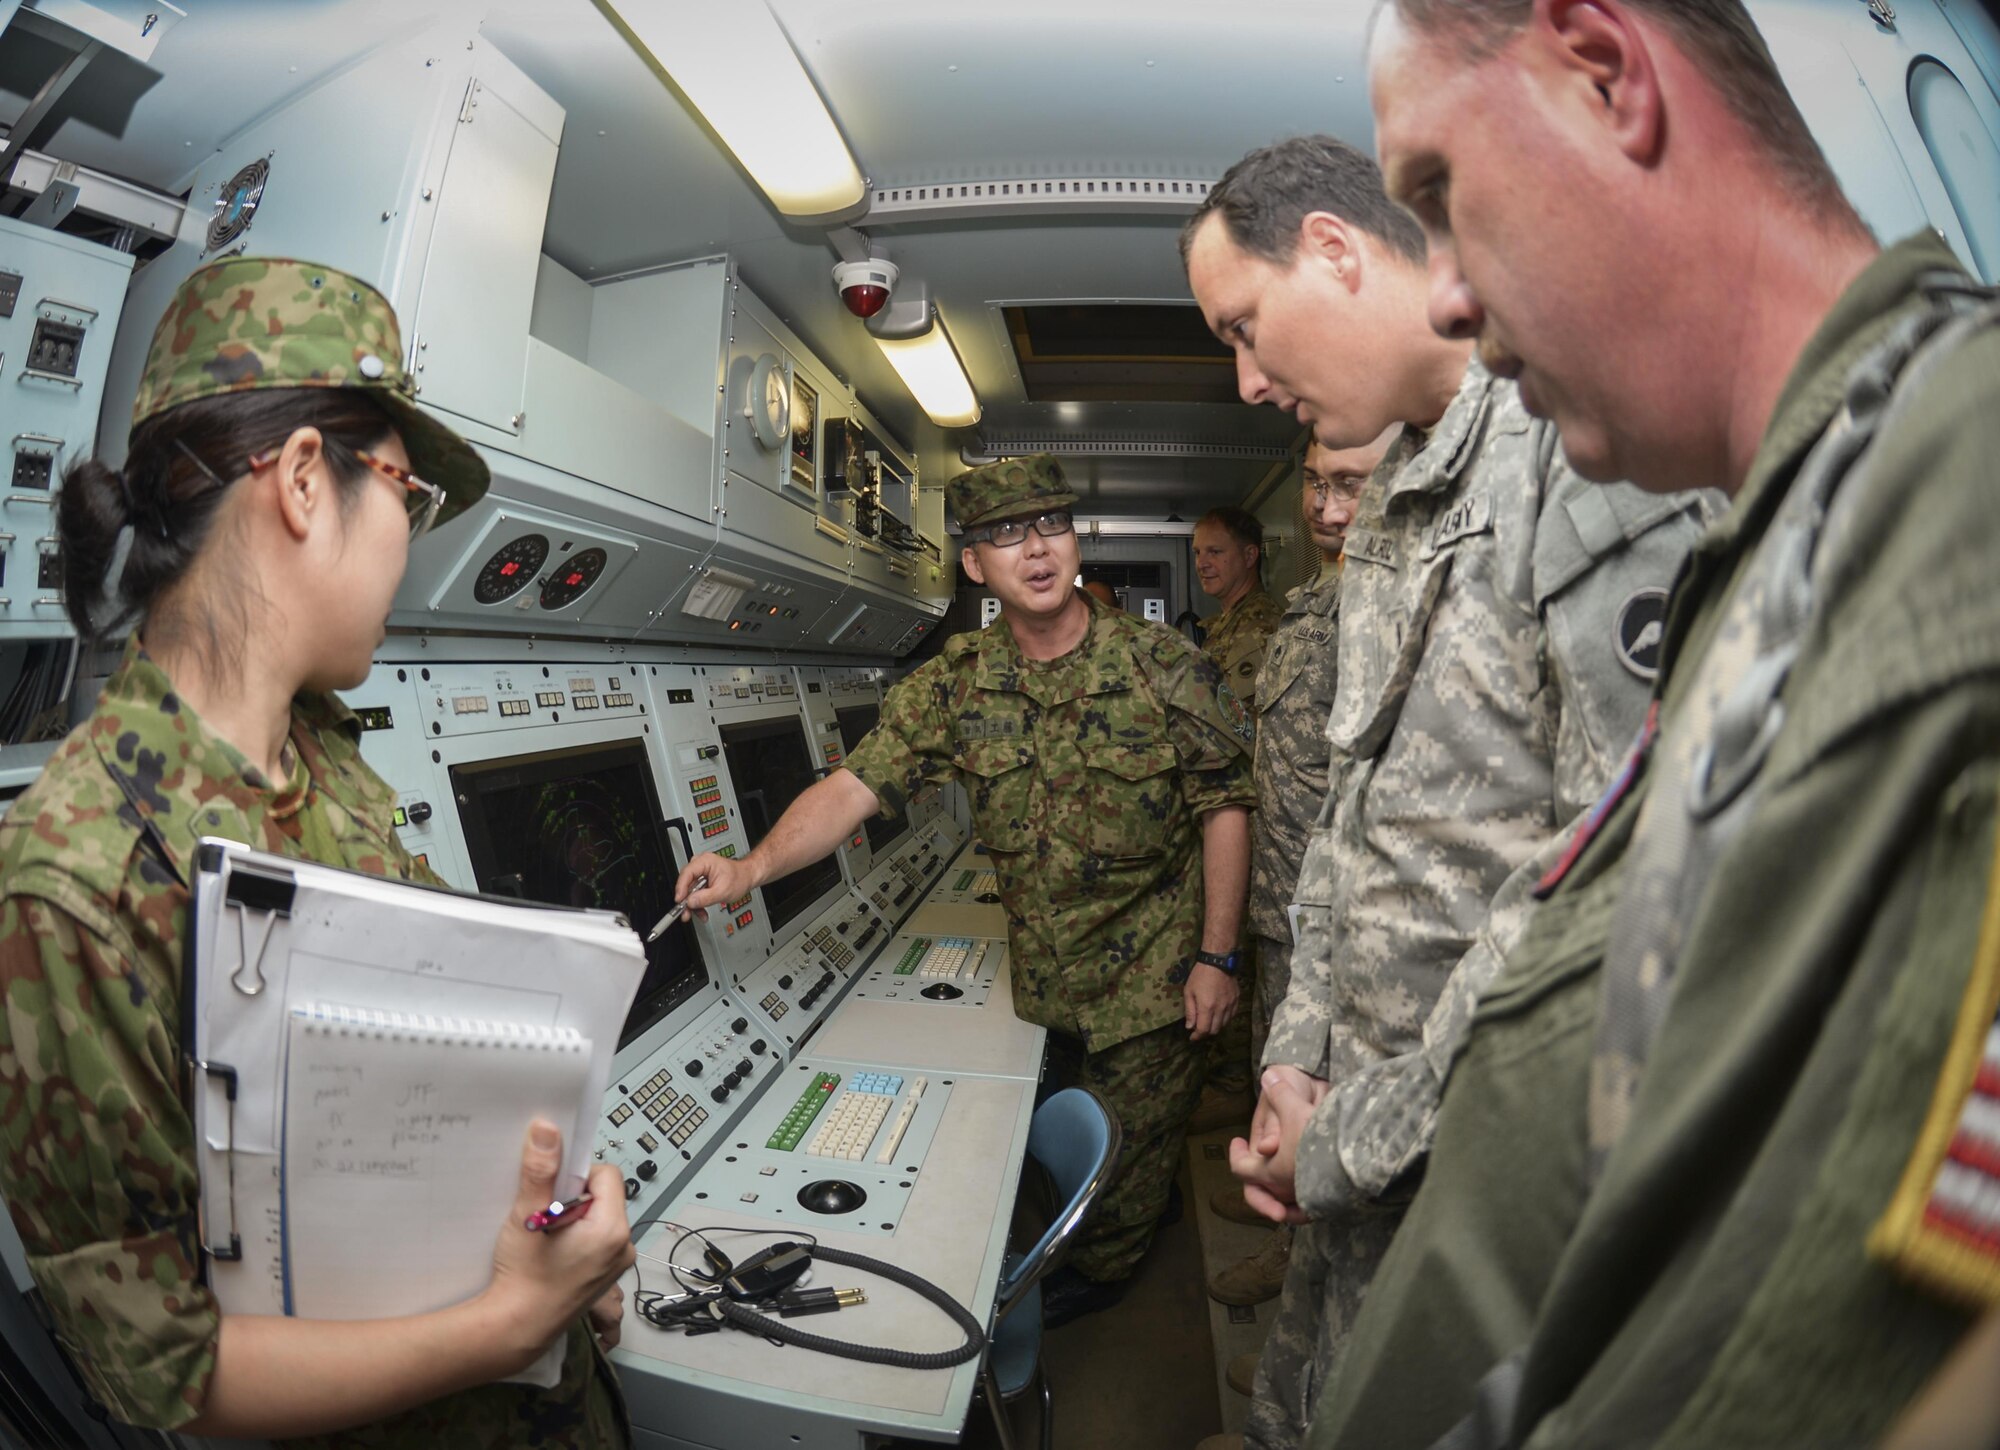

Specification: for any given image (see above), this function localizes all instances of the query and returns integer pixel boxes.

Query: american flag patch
[1870,818,2000,1308]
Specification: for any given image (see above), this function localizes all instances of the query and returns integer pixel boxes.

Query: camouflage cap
[948,454,1079,532]
[130,256,488,528]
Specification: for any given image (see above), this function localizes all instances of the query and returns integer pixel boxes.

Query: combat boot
[1208,1224,1292,1306]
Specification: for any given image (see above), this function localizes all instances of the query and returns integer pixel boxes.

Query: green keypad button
[766,1071,842,1151]
[893,938,931,976]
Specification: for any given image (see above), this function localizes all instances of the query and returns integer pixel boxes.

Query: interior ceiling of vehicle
[0,0,1383,516]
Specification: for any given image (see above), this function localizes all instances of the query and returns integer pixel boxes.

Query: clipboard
[183,838,645,1383]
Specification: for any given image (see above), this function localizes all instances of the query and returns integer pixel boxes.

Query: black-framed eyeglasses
[246,446,446,539]
[1307,476,1366,505]
[966,509,1074,548]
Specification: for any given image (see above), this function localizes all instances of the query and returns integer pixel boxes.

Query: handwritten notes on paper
[282,1005,594,1321]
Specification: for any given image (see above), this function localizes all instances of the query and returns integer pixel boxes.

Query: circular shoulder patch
[1615,588,1670,680]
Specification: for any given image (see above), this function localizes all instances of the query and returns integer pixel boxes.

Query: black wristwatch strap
[1194,949,1243,976]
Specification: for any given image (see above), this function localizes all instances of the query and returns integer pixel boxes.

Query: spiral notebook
[186,839,647,1386]
[281,1003,595,1320]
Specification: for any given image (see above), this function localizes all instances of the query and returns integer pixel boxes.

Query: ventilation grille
[967,437,1292,462]
[869,175,1213,224]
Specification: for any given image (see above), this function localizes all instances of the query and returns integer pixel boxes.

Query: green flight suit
[845,590,1257,1278]
[1310,234,2000,1450]
[0,639,628,1447]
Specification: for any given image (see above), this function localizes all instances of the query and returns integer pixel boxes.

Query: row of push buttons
[498,698,532,717]
[768,1072,841,1151]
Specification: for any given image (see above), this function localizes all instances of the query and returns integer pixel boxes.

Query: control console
[732,896,892,1050]
[597,993,784,1214]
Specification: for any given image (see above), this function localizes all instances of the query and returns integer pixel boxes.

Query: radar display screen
[719,716,844,935]
[834,703,905,858]
[449,739,704,1047]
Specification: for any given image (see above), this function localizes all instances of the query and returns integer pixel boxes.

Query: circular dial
[538,547,608,611]
[472,532,549,605]
[747,353,789,449]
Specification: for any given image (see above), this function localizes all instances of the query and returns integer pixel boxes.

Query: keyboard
[892,936,978,979]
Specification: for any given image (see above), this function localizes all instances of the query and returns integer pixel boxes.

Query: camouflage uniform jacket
[1246,562,1341,942]
[1265,361,1716,1222]
[844,592,1256,1050]
[1202,587,1286,712]
[0,639,626,1447]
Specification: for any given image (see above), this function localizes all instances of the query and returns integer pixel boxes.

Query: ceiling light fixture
[876,319,981,429]
[597,0,865,219]
[859,272,981,429]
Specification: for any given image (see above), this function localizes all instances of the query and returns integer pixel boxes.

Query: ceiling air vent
[867,175,1212,225]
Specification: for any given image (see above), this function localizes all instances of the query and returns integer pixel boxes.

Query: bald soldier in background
[676,456,1256,1329]
[1183,135,1715,1450]
[1298,2,2000,1446]
[1209,433,1394,1362]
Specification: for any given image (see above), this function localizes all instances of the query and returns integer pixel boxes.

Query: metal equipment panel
[0,219,130,640]
[405,73,563,433]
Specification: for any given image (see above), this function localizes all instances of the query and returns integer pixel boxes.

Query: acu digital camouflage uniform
[1244,362,1715,1450]
[0,642,627,1446]
[1309,234,2000,1450]
[1246,561,1341,1069]
[846,457,1255,1279]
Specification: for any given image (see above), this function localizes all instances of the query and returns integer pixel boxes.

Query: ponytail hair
[58,390,397,648]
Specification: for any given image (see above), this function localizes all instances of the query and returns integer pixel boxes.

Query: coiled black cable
[713,1243,986,1369]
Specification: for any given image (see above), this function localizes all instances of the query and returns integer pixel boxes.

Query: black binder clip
[194,1059,242,1263]
[223,863,295,997]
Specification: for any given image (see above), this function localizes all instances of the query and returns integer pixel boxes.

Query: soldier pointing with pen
[675,454,1258,1329]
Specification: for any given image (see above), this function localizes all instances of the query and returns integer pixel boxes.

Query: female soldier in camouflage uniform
[0,258,634,1446]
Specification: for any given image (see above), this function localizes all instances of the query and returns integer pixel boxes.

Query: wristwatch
[1194,949,1244,976]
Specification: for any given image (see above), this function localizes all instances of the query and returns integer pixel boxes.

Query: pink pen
[524,1193,594,1233]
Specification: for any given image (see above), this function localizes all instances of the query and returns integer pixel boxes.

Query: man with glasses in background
[675,454,1257,1328]
[1208,432,1394,1345]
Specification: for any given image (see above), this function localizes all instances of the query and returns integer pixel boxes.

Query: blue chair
[980,1086,1123,1450]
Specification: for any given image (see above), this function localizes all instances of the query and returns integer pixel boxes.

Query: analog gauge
[539,547,609,611]
[472,532,549,605]
[748,352,789,449]
[206,157,270,253]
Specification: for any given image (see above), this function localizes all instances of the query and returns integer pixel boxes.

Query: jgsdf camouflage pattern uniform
[1203,587,1286,713]
[131,255,489,518]
[0,258,608,1444]
[1243,363,1715,1450]
[845,462,1256,1281]
[0,642,628,1445]
[1246,561,1341,1069]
